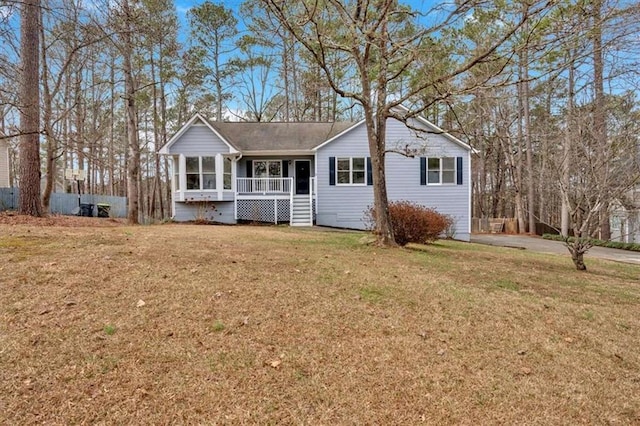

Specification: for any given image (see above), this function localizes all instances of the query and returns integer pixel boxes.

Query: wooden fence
[472,218,560,235]
[472,218,519,234]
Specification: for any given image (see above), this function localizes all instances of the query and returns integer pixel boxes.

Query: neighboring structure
[159,112,472,241]
[610,191,640,243]
[0,140,9,188]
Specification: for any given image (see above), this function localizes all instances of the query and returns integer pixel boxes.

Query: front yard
[1,218,639,424]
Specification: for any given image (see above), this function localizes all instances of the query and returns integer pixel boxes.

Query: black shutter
[329,157,336,186]
[456,156,463,185]
[246,160,253,178]
[420,157,427,186]
[282,161,288,178]
[366,157,373,185]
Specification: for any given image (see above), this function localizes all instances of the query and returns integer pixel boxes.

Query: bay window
[224,157,232,190]
[186,156,216,190]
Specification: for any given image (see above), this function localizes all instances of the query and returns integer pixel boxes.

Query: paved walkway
[471,234,640,265]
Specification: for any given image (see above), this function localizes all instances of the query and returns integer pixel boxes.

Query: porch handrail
[236,177,293,194]
[310,177,316,215]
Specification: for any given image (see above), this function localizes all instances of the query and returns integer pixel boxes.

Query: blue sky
[174,0,444,19]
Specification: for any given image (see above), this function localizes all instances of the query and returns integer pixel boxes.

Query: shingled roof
[208,121,356,152]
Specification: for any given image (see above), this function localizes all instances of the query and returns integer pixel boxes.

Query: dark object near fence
[79,203,94,217]
[97,203,110,218]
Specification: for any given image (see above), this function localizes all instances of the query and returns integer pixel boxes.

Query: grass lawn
[1,218,639,424]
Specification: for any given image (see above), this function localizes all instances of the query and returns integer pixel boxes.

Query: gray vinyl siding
[173,201,236,224]
[316,123,374,230]
[167,124,232,155]
[316,117,471,241]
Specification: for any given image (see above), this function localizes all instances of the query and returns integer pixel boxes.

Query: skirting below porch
[236,198,291,224]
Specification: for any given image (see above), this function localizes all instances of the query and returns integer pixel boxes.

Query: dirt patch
[1,224,639,424]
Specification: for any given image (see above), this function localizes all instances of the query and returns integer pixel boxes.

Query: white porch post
[216,153,223,199]
[169,156,176,218]
[179,154,186,202]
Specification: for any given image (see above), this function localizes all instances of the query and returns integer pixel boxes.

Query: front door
[295,160,311,195]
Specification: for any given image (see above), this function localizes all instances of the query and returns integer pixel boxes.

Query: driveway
[471,234,640,265]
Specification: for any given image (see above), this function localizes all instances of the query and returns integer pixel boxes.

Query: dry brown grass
[1,217,639,424]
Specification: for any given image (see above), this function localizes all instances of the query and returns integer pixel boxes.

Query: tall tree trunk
[41,19,54,212]
[515,79,526,233]
[109,49,116,196]
[123,0,140,224]
[368,16,395,246]
[521,11,535,235]
[592,0,610,240]
[561,51,574,237]
[18,0,43,217]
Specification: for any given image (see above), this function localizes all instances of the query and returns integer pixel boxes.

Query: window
[186,156,216,190]
[337,157,366,185]
[223,157,232,190]
[427,157,456,185]
[173,156,180,191]
[253,160,282,191]
[253,160,282,178]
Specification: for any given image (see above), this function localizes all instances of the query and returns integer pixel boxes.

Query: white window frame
[172,156,180,191]
[185,156,216,191]
[336,157,367,186]
[223,157,233,190]
[427,157,456,186]
[253,160,282,179]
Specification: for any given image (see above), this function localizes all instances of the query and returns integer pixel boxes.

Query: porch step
[291,195,313,226]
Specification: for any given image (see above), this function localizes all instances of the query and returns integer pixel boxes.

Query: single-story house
[158,112,472,241]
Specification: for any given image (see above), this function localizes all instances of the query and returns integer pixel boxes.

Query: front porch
[235,177,316,226]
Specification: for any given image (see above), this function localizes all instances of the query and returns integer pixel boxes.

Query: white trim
[179,155,186,201]
[314,152,319,214]
[426,156,457,186]
[468,150,472,237]
[235,194,291,200]
[216,153,223,199]
[393,105,472,151]
[312,106,472,152]
[158,113,239,154]
[253,159,283,179]
[242,149,314,156]
[335,156,367,186]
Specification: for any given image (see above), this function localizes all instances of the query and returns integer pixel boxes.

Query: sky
[173,0,445,22]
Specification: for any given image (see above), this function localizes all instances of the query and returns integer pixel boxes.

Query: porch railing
[236,177,293,194]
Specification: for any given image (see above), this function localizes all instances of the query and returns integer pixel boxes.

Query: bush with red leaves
[366,201,453,246]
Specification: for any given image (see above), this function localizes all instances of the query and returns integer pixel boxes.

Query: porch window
[337,157,366,185]
[223,157,232,190]
[253,160,282,178]
[173,156,180,191]
[427,157,456,185]
[186,156,216,190]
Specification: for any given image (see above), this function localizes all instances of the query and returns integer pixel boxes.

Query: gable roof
[313,107,471,152]
[158,113,239,154]
[391,104,471,150]
[159,107,470,155]
[210,121,355,153]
